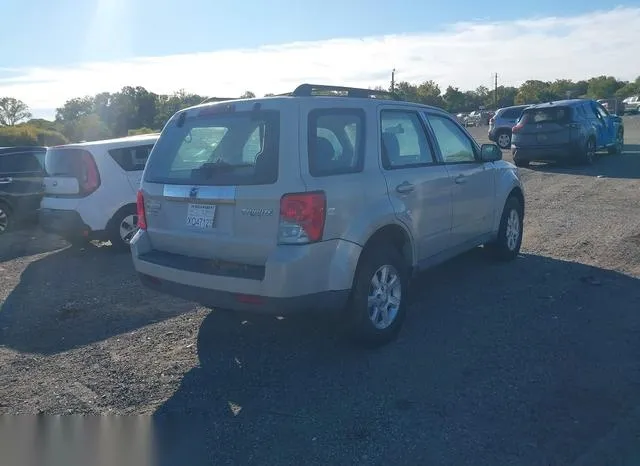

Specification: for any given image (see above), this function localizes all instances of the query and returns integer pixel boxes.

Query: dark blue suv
[511,99,624,167]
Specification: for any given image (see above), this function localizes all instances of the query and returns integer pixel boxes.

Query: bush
[0,125,68,146]
[128,127,156,136]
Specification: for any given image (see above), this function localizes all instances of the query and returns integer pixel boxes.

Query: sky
[1,0,640,120]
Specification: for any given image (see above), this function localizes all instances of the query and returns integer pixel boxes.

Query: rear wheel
[0,201,12,234]
[347,246,409,347]
[496,131,512,149]
[608,130,623,155]
[108,206,139,252]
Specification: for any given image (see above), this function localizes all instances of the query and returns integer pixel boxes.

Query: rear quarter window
[109,144,155,171]
[144,109,280,186]
[502,107,525,119]
[0,152,43,173]
[308,108,365,177]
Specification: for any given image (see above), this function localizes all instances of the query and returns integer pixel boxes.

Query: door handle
[0,177,13,184]
[395,181,415,194]
[454,174,466,184]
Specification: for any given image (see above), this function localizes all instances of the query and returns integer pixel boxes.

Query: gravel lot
[1,117,639,465]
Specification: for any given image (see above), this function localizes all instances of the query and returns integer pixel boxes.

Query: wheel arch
[356,223,415,277]
[106,202,137,233]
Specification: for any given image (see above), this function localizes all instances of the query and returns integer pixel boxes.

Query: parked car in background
[39,134,159,250]
[0,146,47,234]
[488,105,530,149]
[131,84,525,346]
[511,99,624,167]
[622,95,640,114]
[597,98,625,115]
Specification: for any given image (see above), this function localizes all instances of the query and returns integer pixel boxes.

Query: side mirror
[480,143,502,162]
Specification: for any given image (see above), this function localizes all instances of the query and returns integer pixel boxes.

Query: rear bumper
[138,273,350,314]
[131,230,361,313]
[39,208,106,240]
[511,142,581,162]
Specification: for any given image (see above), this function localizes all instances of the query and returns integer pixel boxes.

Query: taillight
[489,117,495,125]
[77,152,101,196]
[137,190,147,230]
[512,114,529,133]
[278,192,326,244]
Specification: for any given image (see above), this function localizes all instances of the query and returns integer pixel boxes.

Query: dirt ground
[1,116,639,465]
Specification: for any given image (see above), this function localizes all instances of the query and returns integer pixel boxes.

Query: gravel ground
[1,116,639,465]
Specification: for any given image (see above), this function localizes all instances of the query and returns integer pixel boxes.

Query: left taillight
[137,190,147,230]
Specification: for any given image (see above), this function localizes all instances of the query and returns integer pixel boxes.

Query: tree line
[1,74,639,146]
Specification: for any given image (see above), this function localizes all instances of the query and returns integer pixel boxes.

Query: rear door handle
[395,181,415,194]
[0,177,13,184]
[454,174,466,184]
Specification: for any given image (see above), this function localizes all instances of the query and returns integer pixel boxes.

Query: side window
[308,109,364,177]
[595,103,609,119]
[425,113,477,163]
[0,152,42,173]
[380,110,434,169]
[109,144,153,171]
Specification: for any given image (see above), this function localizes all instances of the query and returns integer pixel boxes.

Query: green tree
[514,80,556,104]
[240,91,256,98]
[443,86,466,113]
[586,76,625,99]
[0,97,32,126]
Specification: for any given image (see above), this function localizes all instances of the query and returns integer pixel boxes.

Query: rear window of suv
[522,106,572,124]
[501,107,525,119]
[144,109,280,186]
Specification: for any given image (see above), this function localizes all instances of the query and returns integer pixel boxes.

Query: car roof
[527,99,588,109]
[180,83,452,119]
[0,146,47,154]
[51,133,160,150]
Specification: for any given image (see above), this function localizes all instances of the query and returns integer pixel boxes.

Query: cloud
[2,6,639,120]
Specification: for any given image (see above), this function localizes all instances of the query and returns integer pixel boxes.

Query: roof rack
[200,96,238,104]
[291,84,399,100]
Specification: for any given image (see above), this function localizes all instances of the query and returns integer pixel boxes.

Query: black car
[0,146,47,233]
[511,99,624,167]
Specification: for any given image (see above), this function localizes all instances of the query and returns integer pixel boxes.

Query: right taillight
[137,190,147,230]
[72,150,101,196]
[278,192,326,244]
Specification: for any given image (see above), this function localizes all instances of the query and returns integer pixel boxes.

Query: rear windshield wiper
[191,161,253,178]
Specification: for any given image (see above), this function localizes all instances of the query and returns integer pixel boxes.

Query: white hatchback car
[39,134,159,250]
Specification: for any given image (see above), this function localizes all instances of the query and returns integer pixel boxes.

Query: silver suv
[131,84,525,346]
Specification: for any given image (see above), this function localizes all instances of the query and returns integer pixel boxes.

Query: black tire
[107,205,138,252]
[495,131,512,149]
[514,158,530,168]
[347,246,409,347]
[582,137,596,165]
[0,200,12,234]
[608,131,623,155]
[487,195,523,261]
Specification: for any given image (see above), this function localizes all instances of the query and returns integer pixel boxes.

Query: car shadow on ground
[0,240,193,355]
[0,227,64,263]
[527,144,640,179]
[153,250,640,466]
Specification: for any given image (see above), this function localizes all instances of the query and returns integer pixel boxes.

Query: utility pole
[493,72,498,108]
[391,68,396,93]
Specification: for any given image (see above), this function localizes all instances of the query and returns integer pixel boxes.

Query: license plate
[185,203,216,229]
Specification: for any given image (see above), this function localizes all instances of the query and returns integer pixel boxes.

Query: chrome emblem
[241,208,274,217]
[189,186,199,198]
